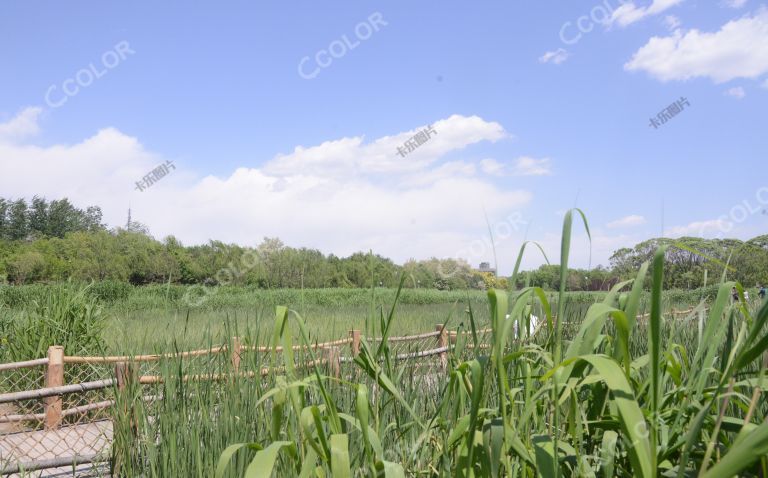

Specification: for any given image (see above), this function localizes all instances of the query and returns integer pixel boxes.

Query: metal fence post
[44,345,64,430]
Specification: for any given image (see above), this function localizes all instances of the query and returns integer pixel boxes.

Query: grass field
[0,282,722,355]
[1,219,767,477]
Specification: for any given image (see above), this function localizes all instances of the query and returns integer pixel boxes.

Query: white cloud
[479,157,552,177]
[479,158,505,176]
[607,215,647,228]
[663,14,681,31]
[725,86,747,98]
[0,107,43,142]
[512,157,552,176]
[609,0,684,28]
[264,114,506,178]
[665,218,730,237]
[539,48,569,65]
[625,9,768,83]
[0,109,534,267]
[722,0,748,8]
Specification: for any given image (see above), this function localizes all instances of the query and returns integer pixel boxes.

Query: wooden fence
[0,305,713,475]
[0,324,494,475]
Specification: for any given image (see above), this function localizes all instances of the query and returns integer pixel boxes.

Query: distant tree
[7,199,28,241]
[82,206,105,232]
[27,196,49,237]
[2,195,768,291]
[46,199,79,237]
[6,251,47,284]
[0,198,8,239]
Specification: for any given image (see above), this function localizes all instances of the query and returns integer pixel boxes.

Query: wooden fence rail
[0,453,109,476]
[0,379,116,404]
[0,307,710,432]
[0,358,49,372]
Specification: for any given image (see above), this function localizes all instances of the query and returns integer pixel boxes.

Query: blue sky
[1,1,767,271]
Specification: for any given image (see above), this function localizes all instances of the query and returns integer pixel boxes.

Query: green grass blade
[566,354,653,478]
[377,460,406,478]
[532,435,557,478]
[648,246,665,475]
[701,421,768,478]
[600,430,618,477]
[215,443,260,478]
[330,434,351,478]
[244,441,297,478]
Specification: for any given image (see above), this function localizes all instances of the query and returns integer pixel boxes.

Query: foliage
[0,283,107,363]
[0,196,104,241]
[101,213,768,476]
[611,235,768,289]
[3,196,768,292]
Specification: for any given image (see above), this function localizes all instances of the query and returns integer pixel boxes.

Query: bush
[0,284,107,362]
[85,280,133,303]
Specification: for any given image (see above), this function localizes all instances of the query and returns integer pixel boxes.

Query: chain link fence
[0,326,500,476]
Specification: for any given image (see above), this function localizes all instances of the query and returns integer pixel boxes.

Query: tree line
[0,196,765,290]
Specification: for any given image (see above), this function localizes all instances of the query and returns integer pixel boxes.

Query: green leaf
[600,430,618,478]
[330,434,351,478]
[375,460,406,478]
[532,435,557,478]
[244,441,297,478]
[215,443,262,478]
[702,420,768,478]
[565,355,654,478]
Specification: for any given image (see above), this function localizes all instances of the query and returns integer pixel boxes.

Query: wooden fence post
[115,361,135,391]
[349,330,361,357]
[44,345,64,430]
[231,336,242,374]
[435,324,448,370]
[325,347,341,378]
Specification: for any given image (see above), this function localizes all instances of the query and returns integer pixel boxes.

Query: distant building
[477,262,497,276]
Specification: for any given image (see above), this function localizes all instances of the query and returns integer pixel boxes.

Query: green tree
[0,198,8,239]
[28,196,49,237]
[7,198,28,241]
[6,251,47,284]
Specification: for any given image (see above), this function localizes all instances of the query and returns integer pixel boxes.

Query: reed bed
[101,211,768,477]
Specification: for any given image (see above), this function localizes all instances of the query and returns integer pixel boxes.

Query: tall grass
[0,283,106,364]
[103,213,768,477]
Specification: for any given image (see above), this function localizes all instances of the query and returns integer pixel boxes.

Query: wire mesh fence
[0,325,498,476]
[0,360,113,477]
